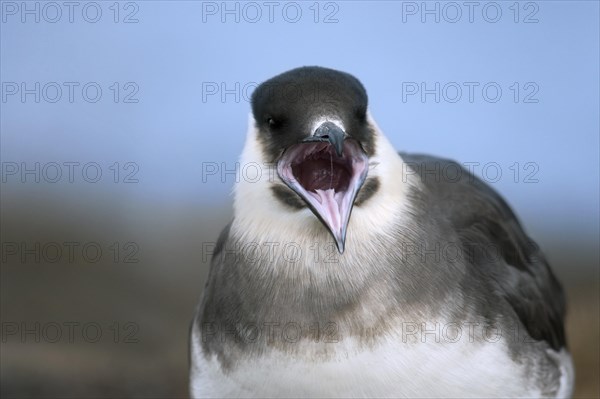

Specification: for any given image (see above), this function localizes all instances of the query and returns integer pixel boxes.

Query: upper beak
[276,122,369,254]
[302,121,346,157]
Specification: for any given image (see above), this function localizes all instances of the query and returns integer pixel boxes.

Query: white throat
[231,111,415,258]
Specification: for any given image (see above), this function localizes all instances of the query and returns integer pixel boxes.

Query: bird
[189,66,574,398]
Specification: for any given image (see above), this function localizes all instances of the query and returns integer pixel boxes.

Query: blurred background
[1,1,598,397]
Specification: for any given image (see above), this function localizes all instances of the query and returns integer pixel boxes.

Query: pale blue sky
[2,0,599,242]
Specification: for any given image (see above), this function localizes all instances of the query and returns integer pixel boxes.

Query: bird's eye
[266,116,279,128]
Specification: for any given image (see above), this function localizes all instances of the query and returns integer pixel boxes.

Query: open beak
[276,122,369,253]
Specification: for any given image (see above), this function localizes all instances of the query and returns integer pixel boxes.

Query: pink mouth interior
[290,145,352,193]
[277,140,368,250]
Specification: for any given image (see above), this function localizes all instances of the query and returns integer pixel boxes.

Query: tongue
[312,188,342,236]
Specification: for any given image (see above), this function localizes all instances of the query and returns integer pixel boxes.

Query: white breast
[190,320,573,398]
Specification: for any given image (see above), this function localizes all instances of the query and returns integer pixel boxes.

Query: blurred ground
[565,280,600,398]
[1,189,598,398]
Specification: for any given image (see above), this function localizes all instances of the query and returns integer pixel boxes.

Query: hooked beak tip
[334,142,344,158]
[310,122,346,157]
[336,241,345,254]
[332,228,347,254]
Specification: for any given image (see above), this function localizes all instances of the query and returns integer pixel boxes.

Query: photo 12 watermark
[1,162,140,184]
[1,82,140,104]
[1,241,140,264]
[1,321,140,343]
[401,82,540,104]
[201,321,340,344]
[401,160,540,184]
[200,80,349,104]
[201,240,341,264]
[1,1,140,24]
[400,2,540,24]
[200,1,340,24]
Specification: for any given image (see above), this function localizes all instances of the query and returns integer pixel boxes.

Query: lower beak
[277,124,369,253]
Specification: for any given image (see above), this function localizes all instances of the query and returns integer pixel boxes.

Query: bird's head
[235,67,391,254]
